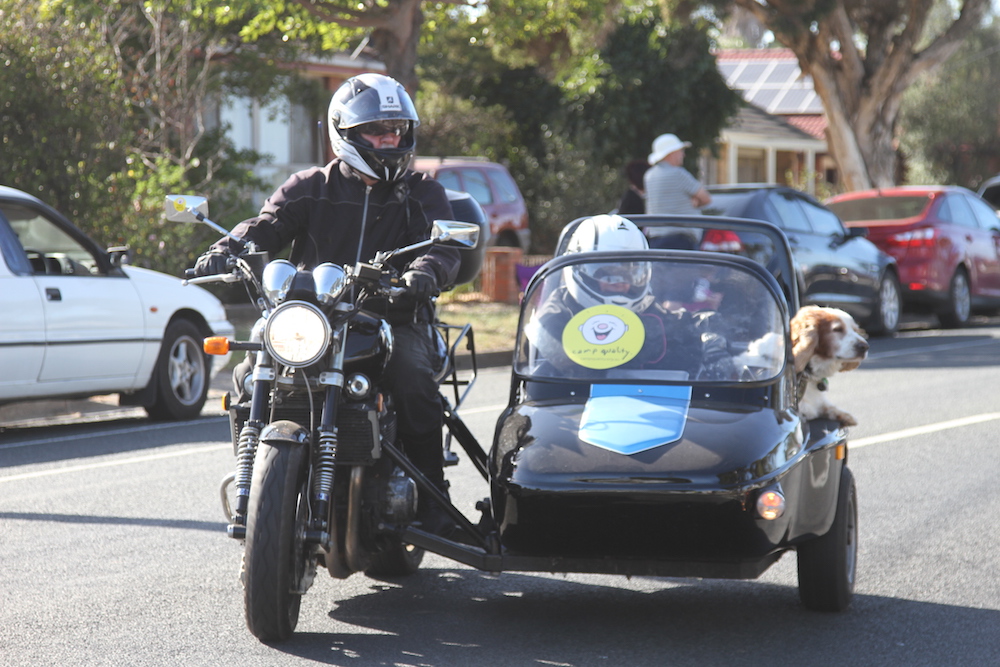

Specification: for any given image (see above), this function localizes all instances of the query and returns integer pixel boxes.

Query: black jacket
[212,159,460,290]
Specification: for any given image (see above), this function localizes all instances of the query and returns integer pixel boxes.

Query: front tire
[797,467,857,612]
[938,268,971,328]
[243,443,310,642]
[145,319,209,420]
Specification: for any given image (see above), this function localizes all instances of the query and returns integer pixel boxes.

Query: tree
[709,0,990,190]
[899,20,1000,188]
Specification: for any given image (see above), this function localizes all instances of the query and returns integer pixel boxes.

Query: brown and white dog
[790,305,869,426]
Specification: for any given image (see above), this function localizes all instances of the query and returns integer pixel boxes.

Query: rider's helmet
[563,214,654,311]
[328,73,419,182]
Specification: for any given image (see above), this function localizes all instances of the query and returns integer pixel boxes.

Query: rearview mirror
[431,220,480,248]
[164,195,209,223]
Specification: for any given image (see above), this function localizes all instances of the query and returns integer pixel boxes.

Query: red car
[413,157,531,251]
[826,186,1000,327]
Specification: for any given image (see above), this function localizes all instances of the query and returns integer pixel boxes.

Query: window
[461,169,494,205]
[488,168,520,204]
[1,203,101,276]
[966,195,1000,230]
[941,193,975,228]
[800,199,844,236]
[768,192,811,232]
[435,170,462,191]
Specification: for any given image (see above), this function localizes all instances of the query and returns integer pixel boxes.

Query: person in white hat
[643,133,711,248]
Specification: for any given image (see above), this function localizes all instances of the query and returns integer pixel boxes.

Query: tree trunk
[734,0,989,191]
[367,0,423,93]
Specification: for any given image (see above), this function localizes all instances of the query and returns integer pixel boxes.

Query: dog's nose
[856,339,870,355]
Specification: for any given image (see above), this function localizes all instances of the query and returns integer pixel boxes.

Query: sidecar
[407,216,857,612]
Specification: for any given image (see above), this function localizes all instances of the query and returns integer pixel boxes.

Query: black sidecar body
[408,216,857,612]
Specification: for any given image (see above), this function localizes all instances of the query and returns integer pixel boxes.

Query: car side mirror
[107,246,132,268]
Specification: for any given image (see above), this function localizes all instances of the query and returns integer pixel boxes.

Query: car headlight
[264,301,330,367]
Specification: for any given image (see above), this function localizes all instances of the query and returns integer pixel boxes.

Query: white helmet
[563,214,654,311]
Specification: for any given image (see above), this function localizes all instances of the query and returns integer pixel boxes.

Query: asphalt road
[2,316,999,666]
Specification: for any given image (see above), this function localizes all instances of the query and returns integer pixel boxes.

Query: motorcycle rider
[192,73,461,536]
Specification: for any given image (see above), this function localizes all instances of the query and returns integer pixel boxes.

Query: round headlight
[756,489,786,520]
[264,301,330,367]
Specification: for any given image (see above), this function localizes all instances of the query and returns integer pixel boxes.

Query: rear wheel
[938,268,971,328]
[867,271,901,336]
[797,467,857,612]
[243,443,310,642]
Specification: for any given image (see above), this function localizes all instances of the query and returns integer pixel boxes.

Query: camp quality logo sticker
[562,305,645,369]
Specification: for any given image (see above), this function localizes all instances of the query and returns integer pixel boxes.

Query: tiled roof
[729,104,823,144]
[784,114,828,140]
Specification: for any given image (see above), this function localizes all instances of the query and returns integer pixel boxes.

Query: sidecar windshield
[516,253,787,383]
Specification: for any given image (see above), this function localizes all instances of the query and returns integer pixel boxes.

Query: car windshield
[827,195,931,222]
[516,255,787,384]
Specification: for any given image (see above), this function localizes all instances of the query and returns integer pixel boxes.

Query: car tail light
[886,227,937,248]
[700,229,743,253]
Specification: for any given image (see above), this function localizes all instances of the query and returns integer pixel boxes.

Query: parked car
[413,157,530,250]
[0,185,233,420]
[701,184,901,335]
[826,185,1000,328]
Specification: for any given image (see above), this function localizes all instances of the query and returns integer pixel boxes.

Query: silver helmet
[328,73,419,182]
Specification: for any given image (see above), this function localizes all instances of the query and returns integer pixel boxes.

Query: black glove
[402,269,439,299]
[193,251,230,277]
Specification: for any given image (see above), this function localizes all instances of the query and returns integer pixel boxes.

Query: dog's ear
[791,308,821,374]
[840,360,862,372]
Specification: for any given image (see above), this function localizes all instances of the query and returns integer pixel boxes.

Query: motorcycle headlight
[264,301,330,367]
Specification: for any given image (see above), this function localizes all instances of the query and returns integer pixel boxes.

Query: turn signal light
[756,489,786,520]
[203,336,231,356]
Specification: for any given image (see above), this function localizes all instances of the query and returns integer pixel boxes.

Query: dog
[790,305,869,426]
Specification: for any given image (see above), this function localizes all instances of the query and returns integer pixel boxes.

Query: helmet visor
[580,261,650,297]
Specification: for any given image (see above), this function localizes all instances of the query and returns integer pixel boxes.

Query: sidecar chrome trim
[578,384,692,455]
[319,371,344,386]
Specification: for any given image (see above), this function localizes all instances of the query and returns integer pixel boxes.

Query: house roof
[724,103,824,148]
[715,48,825,116]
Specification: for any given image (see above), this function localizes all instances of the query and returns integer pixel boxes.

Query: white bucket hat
[648,133,691,165]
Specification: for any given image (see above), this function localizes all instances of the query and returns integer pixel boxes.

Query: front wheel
[797,467,857,612]
[145,319,209,420]
[243,442,310,642]
[938,268,971,328]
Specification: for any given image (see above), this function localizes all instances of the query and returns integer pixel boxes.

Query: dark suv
[413,157,530,250]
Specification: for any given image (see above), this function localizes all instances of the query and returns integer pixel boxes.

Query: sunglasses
[355,120,410,137]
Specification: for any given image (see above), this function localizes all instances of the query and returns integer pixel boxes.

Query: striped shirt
[643,162,705,243]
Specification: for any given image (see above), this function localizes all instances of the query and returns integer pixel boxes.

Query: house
[705,48,836,193]
[212,53,385,197]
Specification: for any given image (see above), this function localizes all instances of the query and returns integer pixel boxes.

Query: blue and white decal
[579,384,692,455]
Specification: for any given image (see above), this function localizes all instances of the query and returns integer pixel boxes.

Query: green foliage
[899,22,1000,189]
[1,0,132,226]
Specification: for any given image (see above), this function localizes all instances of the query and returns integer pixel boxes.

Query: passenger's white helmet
[563,214,654,311]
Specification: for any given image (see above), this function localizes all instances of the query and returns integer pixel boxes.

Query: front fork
[224,322,347,546]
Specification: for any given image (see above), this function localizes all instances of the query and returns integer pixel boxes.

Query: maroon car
[827,186,1000,327]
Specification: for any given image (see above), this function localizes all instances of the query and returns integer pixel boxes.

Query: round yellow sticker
[562,305,645,369]
[172,197,187,212]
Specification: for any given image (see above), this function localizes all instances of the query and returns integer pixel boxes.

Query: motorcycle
[169,198,857,642]
[166,193,486,642]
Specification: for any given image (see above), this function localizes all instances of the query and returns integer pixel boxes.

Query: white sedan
[0,185,233,420]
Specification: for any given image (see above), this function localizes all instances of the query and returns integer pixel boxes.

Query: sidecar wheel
[145,319,209,421]
[365,541,424,577]
[243,443,309,642]
[797,467,857,612]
